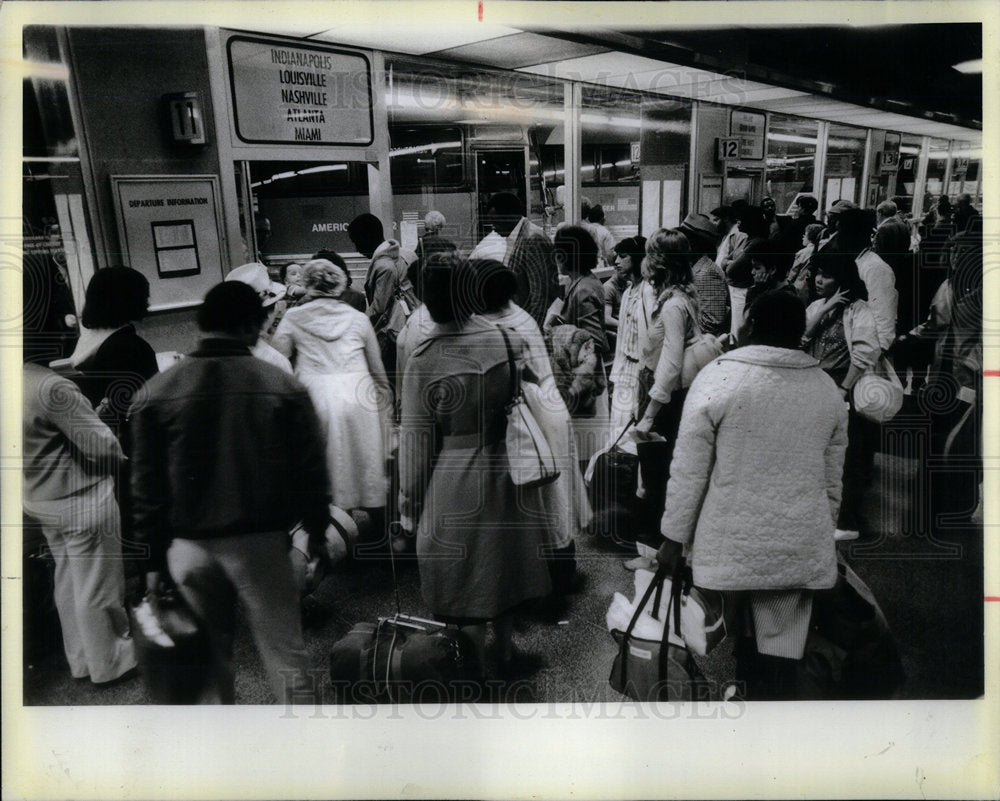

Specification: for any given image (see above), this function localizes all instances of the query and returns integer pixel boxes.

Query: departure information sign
[228,36,374,145]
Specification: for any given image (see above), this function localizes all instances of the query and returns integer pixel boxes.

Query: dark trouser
[839,408,878,532]
[634,368,688,547]
[734,637,801,701]
[546,540,577,596]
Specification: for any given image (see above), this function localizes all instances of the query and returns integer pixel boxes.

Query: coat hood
[281,298,357,342]
[371,238,401,263]
[718,344,820,370]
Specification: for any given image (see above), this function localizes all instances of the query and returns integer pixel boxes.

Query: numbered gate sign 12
[717,138,740,161]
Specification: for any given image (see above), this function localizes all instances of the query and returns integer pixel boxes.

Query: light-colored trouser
[728,285,749,338]
[167,531,313,705]
[25,478,136,683]
[725,589,814,659]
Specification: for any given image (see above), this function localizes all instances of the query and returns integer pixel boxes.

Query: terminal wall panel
[66,27,224,352]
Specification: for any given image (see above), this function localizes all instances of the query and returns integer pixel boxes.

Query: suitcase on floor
[329,614,481,703]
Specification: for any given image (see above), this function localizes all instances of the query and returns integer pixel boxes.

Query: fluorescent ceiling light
[296,165,348,175]
[21,60,70,81]
[952,59,982,74]
[390,141,462,158]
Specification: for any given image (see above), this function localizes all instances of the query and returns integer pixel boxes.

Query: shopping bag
[608,563,710,701]
[499,329,560,488]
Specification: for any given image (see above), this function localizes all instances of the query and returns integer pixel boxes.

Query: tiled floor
[21,453,984,705]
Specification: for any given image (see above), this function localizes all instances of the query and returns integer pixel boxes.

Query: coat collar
[719,344,820,369]
[191,337,254,358]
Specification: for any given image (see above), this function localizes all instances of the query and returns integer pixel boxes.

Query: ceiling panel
[520,51,980,143]
[430,32,609,69]
[305,22,522,55]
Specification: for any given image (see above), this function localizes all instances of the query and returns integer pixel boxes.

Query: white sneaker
[834,528,860,542]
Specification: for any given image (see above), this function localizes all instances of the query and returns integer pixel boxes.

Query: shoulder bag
[498,328,561,489]
[680,298,724,388]
[853,354,904,423]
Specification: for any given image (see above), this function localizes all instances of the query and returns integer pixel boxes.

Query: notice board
[111,175,226,310]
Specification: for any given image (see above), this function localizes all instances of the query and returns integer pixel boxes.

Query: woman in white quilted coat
[656,290,848,699]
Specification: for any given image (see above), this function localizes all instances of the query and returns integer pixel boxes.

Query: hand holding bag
[499,329,560,488]
[632,561,728,657]
[852,354,904,423]
[130,586,210,704]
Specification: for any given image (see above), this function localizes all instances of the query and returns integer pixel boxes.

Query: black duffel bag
[588,419,640,548]
[329,614,481,704]
[130,588,211,704]
[796,559,906,700]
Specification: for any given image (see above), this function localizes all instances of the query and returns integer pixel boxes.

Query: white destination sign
[228,36,373,145]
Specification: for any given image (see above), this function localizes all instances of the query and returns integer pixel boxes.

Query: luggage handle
[609,415,638,452]
[381,614,441,632]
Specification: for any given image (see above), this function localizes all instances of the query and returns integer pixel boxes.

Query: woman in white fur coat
[656,290,848,699]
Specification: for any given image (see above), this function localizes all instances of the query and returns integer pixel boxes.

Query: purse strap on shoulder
[497,326,520,404]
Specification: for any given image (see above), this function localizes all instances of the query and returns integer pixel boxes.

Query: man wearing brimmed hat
[817,199,859,253]
[679,212,729,337]
[225,262,292,373]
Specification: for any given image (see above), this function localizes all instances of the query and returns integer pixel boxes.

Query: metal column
[564,82,582,225]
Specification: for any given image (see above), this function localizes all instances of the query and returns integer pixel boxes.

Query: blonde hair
[301,259,348,298]
[643,228,700,318]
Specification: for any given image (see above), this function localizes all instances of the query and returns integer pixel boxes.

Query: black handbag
[589,418,639,548]
[130,588,210,704]
[609,563,711,702]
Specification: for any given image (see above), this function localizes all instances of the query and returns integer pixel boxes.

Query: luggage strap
[618,560,686,688]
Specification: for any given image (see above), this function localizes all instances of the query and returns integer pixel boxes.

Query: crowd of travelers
[23,188,982,702]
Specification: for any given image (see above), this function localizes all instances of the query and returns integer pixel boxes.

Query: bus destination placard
[228,36,374,146]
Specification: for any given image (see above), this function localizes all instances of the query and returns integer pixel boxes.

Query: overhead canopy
[245,16,982,146]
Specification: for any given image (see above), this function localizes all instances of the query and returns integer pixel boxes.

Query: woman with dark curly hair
[626,229,701,569]
[70,267,158,440]
[635,229,697,436]
[549,225,610,462]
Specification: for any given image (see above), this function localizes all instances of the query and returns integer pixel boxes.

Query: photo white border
[2,2,997,799]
